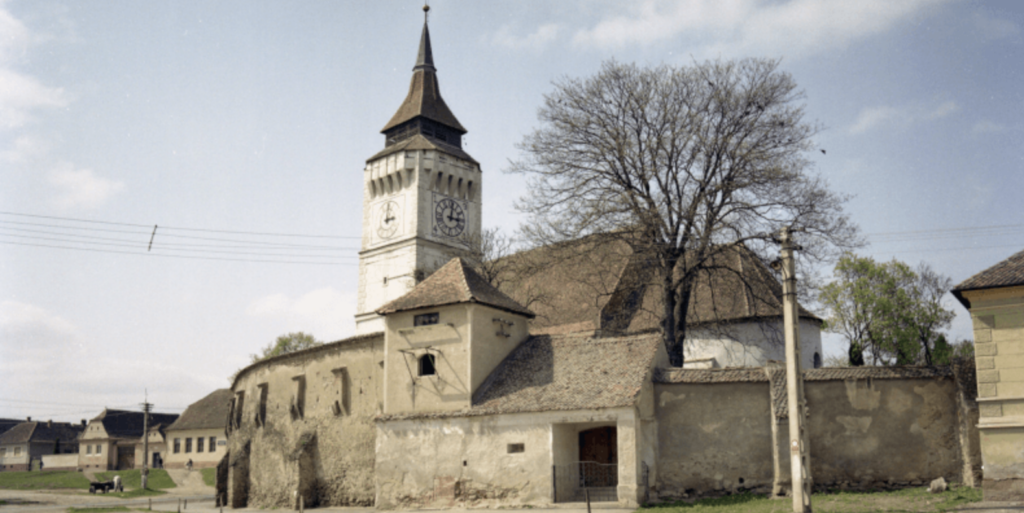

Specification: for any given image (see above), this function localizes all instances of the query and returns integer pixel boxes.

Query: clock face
[433,197,466,237]
[376,201,400,240]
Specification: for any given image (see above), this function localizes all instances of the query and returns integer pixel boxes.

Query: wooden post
[781,226,812,512]
[551,465,557,503]
[184,499,187,509]
[148,498,151,511]
[300,496,304,513]
[585,487,591,513]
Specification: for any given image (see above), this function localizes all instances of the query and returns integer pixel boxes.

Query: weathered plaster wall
[804,378,962,487]
[227,335,383,508]
[960,285,1024,500]
[375,408,640,509]
[468,304,531,393]
[683,319,822,369]
[654,382,774,498]
[384,305,471,414]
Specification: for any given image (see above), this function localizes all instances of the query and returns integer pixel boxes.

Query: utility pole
[780,226,812,512]
[141,396,152,490]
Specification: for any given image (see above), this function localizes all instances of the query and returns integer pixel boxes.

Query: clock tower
[355,9,482,334]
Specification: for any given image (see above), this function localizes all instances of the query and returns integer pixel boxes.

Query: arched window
[813,352,822,369]
[419,354,436,376]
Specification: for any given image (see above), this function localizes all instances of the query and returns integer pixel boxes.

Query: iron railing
[553,461,618,502]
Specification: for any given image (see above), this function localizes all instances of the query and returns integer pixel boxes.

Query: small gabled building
[0,420,84,472]
[952,248,1024,501]
[79,409,179,470]
[165,389,232,469]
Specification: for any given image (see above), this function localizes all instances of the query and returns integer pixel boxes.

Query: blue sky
[1,0,1022,420]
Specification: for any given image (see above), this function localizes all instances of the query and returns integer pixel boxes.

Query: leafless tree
[509,58,859,366]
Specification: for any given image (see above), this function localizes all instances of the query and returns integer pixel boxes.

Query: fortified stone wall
[653,364,980,499]
[226,334,383,508]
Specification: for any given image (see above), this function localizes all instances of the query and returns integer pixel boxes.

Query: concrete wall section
[654,382,774,498]
[42,454,79,470]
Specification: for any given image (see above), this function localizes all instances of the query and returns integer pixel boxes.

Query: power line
[0,211,361,239]
[0,240,356,265]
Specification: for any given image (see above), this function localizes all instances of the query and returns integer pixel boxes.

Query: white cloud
[972,11,1020,41]
[492,23,560,50]
[0,5,67,130]
[47,163,125,209]
[849,106,904,134]
[247,287,356,341]
[572,0,950,58]
[849,99,960,135]
[927,100,959,120]
[972,120,1006,134]
[0,134,45,164]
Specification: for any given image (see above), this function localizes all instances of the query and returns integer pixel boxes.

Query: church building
[224,10,832,509]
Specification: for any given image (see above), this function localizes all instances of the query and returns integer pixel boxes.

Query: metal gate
[552,461,618,502]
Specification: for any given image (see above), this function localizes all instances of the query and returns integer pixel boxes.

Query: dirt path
[164,468,214,496]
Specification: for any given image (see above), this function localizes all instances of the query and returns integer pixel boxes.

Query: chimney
[47,420,53,429]
[81,419,87,427]
[26,416,31,422]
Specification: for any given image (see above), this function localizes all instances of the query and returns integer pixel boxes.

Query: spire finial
[423,3,429,23]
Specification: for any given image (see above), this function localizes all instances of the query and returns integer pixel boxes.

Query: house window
[209,437,216,453]
[813,352,822,369]
[331,368,350,416]
[14,447,20,456]
[185,438,192,453]
[173,439,181,454]
[291,376,306,420]
[414,312,439,326]
[418,354,436,376]
[0,448,5,456]
[507,443,525,454]
[95,445,101,454]
[257,384,269,427]
[197,437,204,453]
[86,445,92,454]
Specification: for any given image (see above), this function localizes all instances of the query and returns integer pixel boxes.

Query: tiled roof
[381,23,466,134]
[380,332,662,420]
[952,248,1024,306]
[654,367,769,384]
[89,409,180,439]
[167,389,233,432]
[377,258,534,317]
[0,419,20,437]
[366,133,477,165]
[654,365,954,385]
[496,239,820,334]
[0,421,84,445]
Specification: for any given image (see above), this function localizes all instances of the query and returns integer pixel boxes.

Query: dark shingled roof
[381,22,466,134]
[366,133,477,165]
[0,421,84,445]
[380,332,662,420]
[952,248,1024,307]
[167,389,233,432]
[0,419,21,437]
[89,409,179,439]
[377,258,534,317]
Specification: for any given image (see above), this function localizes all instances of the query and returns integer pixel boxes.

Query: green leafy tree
[820,254,955,366]
[230,332,322,383]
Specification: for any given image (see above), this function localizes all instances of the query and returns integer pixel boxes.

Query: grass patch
[95,469,176,490]
[200,468,216,487]
[0,470,90,490]
[643,486,983,513]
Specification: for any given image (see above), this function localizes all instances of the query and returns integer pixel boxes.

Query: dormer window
[418,354,436,376]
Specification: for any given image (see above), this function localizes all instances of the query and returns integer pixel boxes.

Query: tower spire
[415,7,434,72]
[380,3,466,147]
